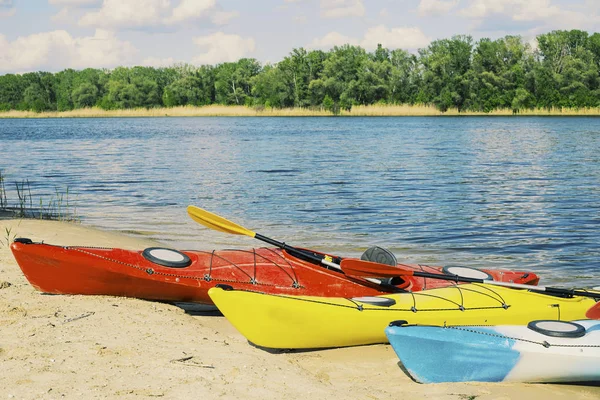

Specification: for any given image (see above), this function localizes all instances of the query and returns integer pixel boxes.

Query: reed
[1,226,16,248]
[341,104,600,116]
[1,104,599,118]
[0,171,79,222]
[15,179,33,218]
[0,105,330,118]
[341,104,445,116]
[0,171,7,209]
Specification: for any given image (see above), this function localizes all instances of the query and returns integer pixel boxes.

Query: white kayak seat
[442,266,494,281]
[351,296,396,307]
[142,247,192,268]
[361,246,397,266]
[527,320,587,338]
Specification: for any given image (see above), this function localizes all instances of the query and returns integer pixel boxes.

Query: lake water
[1,116,599,287]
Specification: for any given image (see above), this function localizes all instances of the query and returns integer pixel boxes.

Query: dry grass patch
[1,104,600,118]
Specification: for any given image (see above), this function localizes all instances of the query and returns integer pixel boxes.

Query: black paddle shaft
[254,234,406,293]
[254,233,342,267]
[411,270,600,299]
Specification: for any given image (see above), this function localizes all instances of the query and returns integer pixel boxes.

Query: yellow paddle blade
[187,205,256,237]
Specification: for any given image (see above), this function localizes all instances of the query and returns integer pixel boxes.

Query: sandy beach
[1,218,599,399]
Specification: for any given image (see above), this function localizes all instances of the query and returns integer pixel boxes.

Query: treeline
[1,29,599,113]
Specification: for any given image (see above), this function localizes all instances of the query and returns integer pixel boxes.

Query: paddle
[586,302,600,319]
[340,258,600,300]
[187,205,410,291]
[186,205,346,272]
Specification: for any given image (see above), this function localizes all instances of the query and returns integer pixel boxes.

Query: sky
[0,0,599,74]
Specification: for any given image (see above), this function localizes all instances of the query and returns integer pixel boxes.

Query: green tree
[72,82,99,108]
[389,49,419,104]
[533,30,599,108]
[322,94,336,114]
[0,74,26,111]
[467,36,531,111]
[214,59,261,105]
[99,66,164,109]
[251,64,290,108]
[310,44,369,109]
[587,33,600,69]
[23,83,48,112]
[55,69,78,111]
[163,74,212,106]
[418,35,474,111]
[511,87,535,112]
[276,49,308,107]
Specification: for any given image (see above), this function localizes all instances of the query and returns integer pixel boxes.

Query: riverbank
[1,218,599,399]
[1,104,600,118]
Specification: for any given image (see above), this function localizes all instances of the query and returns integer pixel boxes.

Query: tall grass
[0,171,7,209]
[342,104,600,116]
[15,179,33,218]
[1,226,17,248]
[0,171,79,222]
[0,105,330,118]
[1,104,599,118]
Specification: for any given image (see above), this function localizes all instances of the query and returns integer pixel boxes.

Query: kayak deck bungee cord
[385,319,600,383]
[10,239,539,304]
[208,283,599,349]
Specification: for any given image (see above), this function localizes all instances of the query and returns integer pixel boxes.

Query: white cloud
[166,0,215,24]
[141,56,177,67]
[49,0,101,5]
[459,0,559,20]
[51,7,71,22]
[308,25,431,51]
[77,0,235,29]
[50,0,102,24]
[211,10,239,25]
[321,0,365,18]
[79,0,170,28]
[418,0,459,17]
[460,0,514,18]
[458,0,600,30]
[0,29,137,73]
[510,0,562,21]
[192,32,255,65]
[361,25,431,50]
[308,31,358,49]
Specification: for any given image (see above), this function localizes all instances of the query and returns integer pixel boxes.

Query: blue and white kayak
[385,319,600,383]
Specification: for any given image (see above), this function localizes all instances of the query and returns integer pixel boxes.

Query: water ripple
[1,116,599,287]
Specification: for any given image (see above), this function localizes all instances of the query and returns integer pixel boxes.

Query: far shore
[2,104,600,118]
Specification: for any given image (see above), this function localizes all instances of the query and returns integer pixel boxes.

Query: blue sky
[0,0,599,73]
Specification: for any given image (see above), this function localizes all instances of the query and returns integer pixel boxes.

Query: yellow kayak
[209,284,598,349]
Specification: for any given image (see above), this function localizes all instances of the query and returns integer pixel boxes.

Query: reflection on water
[1,116,599,287]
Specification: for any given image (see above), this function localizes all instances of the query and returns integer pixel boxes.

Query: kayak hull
[10,240,539,305]
[208,284,598,349]
[385,320,600,383]
[11,241,384,304]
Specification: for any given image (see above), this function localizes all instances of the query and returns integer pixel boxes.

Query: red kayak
[10,238,539,304]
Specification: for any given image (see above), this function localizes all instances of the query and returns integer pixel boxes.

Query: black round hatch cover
[142,247,192,268]
[527,320,586,338]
